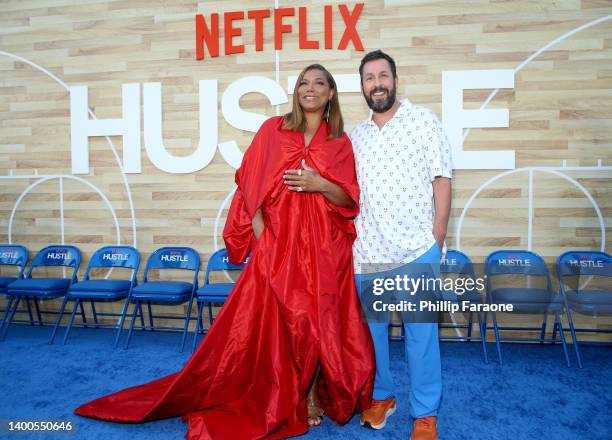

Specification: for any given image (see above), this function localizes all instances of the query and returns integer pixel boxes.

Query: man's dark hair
[358,50,397,82]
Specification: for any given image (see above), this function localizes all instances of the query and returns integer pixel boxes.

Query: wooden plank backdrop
[0,0,610,336]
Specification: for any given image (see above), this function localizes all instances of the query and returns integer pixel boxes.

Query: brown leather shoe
[359,398,396,429]
[410,416,437,440]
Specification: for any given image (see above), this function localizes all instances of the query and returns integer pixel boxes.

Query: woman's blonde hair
[283,64,344,139]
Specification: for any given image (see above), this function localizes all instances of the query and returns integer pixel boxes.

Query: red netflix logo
[195,3,364,60]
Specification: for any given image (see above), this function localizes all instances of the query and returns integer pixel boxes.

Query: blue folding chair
[439,249,488,363]
[192,248,247,351]
[0,245,29,335]
[1,245,81,341]
[125,247,200,352]
[485,250,570,366]
[556,251,612,368]
[49,246,140,347]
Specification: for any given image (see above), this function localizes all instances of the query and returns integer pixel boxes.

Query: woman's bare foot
[307,366,324,427]
[307,399,324,426]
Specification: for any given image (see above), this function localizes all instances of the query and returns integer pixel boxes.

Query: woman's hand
[284,160,355,209]
[284,160,325,193]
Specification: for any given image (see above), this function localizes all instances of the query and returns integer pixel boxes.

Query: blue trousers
[357,243,443,418]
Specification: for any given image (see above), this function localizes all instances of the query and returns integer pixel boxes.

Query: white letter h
[70,84,141,174]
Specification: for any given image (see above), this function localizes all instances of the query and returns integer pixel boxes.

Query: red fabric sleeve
[316,135,360,219]
[222,117,277,265]
[222,187,254,265]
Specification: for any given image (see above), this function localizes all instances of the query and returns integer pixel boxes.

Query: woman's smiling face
[297,68,334,114]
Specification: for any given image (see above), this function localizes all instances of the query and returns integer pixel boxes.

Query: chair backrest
[557,251,611,278]
[27,245,81,282]
[143,247,200,284]
[84,246,140,282]
[205,248,248,284]
[485,250,552,290]
[441,249,475,278]
[0,244,29,278]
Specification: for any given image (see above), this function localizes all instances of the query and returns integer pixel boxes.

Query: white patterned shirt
[350,99,452,273]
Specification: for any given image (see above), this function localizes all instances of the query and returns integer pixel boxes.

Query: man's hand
[432,176,451,250]
[433,223,446,250]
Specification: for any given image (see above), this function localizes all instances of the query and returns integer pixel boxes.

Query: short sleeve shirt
[350,99,452,272]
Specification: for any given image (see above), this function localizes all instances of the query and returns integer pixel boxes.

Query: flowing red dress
[74,116,374,439]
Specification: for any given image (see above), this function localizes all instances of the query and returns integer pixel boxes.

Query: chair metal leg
[147,301,154,331]
[555,313,570,367]
[125,301,140,349]
[0,296,22,341]
[79,300,88,328]
[491,310,503,365]
[113,297,130,349]
[477,311,488,364]
[90,300,99,327]
[539,314,548,344]
[180,297,195,352]
[208,303,214,326]
[551,319,558,342]
[0,296,15,336]
[138,302,146,330]
[467,310,474,341]
[62,299,81,346]
[49,296,70,344]
[482,311,488,341]
[24,297,34,325]
[33,298,43,325]
[566,308,583,369]
[192,301,204,353]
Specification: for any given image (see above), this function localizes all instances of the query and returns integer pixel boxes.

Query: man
[350,50,452,440]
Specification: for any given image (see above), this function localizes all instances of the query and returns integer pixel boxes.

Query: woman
[75,64,374,439]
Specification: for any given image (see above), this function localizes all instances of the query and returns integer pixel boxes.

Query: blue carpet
[0,325,610,440]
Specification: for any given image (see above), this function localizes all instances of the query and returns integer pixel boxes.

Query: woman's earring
[325,102,330,120]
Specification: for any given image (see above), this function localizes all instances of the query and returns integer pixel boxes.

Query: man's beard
[364,85,397,113]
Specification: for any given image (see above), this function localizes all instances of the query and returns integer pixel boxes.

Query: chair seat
[7,278,71,297]
[0,276,17,288]
[490,288,563,312]
[70,279,132,292]
[504,302,564,313]
[131,281,194,303]
[197,283,234,302]
[68,280,132,299]
[440,289,483,303]
[567,291,612,314]
[569,303,612,314]
[490,288,561,304]
[567,291,612,305]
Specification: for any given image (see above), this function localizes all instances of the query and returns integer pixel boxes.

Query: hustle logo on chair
[102,249,131,262]
[496,255,532,267]
[567,255,606,268]
[0,249,20,261]
[44,248,75,262]
[160,250,190,263]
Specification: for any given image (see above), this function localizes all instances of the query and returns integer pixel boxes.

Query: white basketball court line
[0,50,138,248]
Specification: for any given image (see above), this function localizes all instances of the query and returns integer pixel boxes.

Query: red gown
[74,116,374,439]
